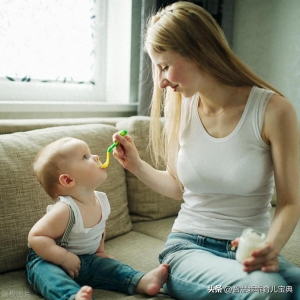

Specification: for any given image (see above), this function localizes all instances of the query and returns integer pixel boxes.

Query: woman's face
[148,47,204,98]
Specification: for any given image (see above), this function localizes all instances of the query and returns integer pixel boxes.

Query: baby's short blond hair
[33,137,73,199]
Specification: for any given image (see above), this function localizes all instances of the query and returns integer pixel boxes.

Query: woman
[113,2,300,299]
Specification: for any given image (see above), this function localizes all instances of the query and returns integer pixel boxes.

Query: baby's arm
[28,202,81,278]
[95,230,115,259]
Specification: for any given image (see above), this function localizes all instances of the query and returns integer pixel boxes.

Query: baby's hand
[60,252,81,278]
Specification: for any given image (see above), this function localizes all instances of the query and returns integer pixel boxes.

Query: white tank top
[174,86,275,240]
[56,191,110,255]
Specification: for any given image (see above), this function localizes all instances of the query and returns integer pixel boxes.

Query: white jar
[236,228,266,263]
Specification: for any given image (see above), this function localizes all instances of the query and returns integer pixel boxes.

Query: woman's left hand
[231,239,279,273]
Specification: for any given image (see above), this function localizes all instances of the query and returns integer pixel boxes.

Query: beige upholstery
[0,116,299,300]
[0,117,126,135]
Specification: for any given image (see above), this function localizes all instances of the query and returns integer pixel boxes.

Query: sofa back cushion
[0,124,132,273]
[116,117,182,222]
[0,117,126,134]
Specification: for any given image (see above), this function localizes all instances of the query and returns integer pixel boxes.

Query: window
[0,0,96,84]
[0,0,138,118]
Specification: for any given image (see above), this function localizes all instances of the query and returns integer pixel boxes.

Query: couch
[0,116,299,300]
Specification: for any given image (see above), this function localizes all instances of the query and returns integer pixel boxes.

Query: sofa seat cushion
[105,231,165,271]
[116,116,183,222]
[0,124,132,274]
[132,217,175,241]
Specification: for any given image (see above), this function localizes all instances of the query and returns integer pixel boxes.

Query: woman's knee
[239,271,289,300]
[165,268,289,300]
[246,270,287,286]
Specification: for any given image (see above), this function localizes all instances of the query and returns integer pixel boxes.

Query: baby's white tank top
[174,86,275,240]
[56,191,110,255]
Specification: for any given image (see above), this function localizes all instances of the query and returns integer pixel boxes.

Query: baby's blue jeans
[159,232,300,300]
[26,249,145,300]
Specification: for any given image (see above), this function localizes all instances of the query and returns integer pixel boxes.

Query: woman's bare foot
[135,264,169,296]
[75,286,93,300]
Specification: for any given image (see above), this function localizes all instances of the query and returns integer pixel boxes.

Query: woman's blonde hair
[33,138,72,199]
[144,1,282,182]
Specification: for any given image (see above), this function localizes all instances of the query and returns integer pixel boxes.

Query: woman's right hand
[112,132,142,174]
[113,131,182,200]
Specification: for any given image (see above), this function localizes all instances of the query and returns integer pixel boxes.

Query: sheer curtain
[0,0,96,85]
[0,0,140,105]
[0,0,138,118]
[137,0,157,116]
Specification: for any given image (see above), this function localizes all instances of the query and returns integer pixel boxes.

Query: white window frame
[0,0,138,118]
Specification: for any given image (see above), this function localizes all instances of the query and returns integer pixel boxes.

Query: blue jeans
[26,249,145,300]
[158,232,300,300]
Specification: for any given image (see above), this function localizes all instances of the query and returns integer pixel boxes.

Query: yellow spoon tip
[100,152,110,169]
[100,130,127,169]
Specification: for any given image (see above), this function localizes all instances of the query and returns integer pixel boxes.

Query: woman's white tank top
[174,86,275,240]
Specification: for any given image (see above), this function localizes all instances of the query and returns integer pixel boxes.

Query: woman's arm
[28,202,81,278]
[265,95,300,249]
[243,94,300,273]
[113,133,183,200]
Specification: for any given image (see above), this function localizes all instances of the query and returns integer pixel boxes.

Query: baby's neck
[67,189,97,206]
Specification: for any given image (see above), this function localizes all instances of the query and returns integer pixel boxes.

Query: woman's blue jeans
[159,232,300,300]
[26,249,145,300]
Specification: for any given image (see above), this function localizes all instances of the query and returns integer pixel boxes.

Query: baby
[26,137,168,300]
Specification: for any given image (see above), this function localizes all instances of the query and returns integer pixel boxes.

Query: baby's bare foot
[135,264,169,296]
[75,286,93,300]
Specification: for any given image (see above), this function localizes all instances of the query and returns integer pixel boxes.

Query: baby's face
[63,138,107,188]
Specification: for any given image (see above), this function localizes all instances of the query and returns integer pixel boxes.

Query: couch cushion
[0,124,132,273]
[132,217,175,241]
[116,116,182,222]
[0,117,126,134]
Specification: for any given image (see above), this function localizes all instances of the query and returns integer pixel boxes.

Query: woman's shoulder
[263,93,298,143]
[266,94,296,121]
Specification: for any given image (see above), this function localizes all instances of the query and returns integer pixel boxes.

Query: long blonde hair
[144,1,282,182]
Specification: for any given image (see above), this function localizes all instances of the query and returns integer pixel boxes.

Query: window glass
[0,0,95,84]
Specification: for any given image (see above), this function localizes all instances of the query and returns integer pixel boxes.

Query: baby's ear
[59,174,75,187]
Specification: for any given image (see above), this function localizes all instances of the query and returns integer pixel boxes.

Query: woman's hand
[113,131,183,200]
[232,238,279,273]
[112,133,142,174]
[60,251,81,278]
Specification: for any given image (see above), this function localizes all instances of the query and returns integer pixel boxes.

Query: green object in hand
[100,130,127,169]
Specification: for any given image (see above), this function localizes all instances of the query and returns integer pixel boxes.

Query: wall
[232,0,300,120]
